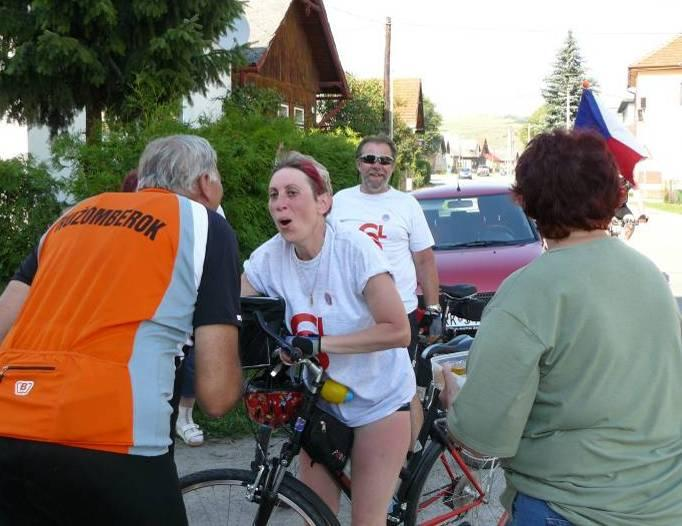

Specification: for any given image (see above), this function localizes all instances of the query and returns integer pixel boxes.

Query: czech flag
[574,87,648,186]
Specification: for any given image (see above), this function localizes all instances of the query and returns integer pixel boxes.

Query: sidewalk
[626,207,682,310]
[174,435,253,477]
[175,433,354,523]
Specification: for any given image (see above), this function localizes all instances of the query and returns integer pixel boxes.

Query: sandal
[176,422,204,447]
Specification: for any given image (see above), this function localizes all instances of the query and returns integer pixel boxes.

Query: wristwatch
[425,304,442,314]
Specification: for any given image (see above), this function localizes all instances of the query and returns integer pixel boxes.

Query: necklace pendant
[324,292,333,305]
[310,294,314,306]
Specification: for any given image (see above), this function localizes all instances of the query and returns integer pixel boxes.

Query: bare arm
[439,368,487,457]
[321,272,411,354]
[193,324,242,418]
[0,280,30,343]
[240,274,261,296]
[413,247,439,307]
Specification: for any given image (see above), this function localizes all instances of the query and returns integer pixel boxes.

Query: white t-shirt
[243,224,415,427]
[329,186,434,312]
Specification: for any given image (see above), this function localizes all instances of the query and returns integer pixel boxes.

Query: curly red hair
[512,129,622,240]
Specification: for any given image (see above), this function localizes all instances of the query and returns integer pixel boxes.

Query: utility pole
[384,17,392,139]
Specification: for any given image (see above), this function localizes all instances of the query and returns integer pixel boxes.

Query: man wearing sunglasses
[329,135,440,451]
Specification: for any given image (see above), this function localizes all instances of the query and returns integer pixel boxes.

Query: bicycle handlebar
[253,309,324,380]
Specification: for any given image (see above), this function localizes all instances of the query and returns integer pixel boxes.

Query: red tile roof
[628,34,682,86]
[393,78,424,131]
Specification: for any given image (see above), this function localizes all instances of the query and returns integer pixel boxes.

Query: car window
[419,193,537,248]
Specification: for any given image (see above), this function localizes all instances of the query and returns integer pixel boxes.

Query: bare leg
[298,449,342,514]
[350,411,411,525]
[409,394,424,451]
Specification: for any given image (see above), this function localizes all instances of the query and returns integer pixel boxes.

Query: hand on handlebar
[423,307,443,343]
[438,367,461,409]
[283,335,321,359]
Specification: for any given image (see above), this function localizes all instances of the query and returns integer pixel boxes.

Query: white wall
[635,70,682,182]
[181,18,250,124]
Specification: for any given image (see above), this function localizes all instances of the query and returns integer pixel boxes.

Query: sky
[323,0,682,122]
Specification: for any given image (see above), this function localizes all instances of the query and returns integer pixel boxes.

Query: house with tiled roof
[619,34,682,196]
[393,78,425,132]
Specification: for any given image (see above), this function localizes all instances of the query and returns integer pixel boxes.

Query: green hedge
[56,105,359,260]
[0,157,64,286]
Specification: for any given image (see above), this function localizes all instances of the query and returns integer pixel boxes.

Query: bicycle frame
[243,297,503,526]
[248,357,327,525]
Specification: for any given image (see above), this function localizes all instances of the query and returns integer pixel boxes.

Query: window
[293,107,305,128]
[639,96,647,110]
[278,104,289,118]
[419,194,536,248]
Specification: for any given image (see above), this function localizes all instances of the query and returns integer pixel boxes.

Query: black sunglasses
[358,154,394,166]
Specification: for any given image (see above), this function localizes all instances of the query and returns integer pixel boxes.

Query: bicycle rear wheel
[180,468,339,526]
[405,442,507,525]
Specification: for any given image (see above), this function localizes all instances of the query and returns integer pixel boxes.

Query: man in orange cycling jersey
[0,135,243,525]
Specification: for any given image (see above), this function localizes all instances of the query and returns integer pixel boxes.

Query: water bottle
[320,378,353,404]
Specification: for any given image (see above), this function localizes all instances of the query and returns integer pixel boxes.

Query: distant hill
[442,114,526,157]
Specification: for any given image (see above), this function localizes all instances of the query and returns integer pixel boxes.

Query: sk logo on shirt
[14,380,34,396]
[359,223,387,249]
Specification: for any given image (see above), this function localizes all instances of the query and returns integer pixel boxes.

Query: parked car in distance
[413,181,543,332]
[459,168,472,179]
[476,166,491,177]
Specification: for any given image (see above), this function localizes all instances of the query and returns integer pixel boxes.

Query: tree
[0,0,244,143]
[421,97,444,156]
[541,31,596,130]
[319,74,384,136]
[516,105,548,148]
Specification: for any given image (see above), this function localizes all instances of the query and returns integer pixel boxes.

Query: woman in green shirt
[442,129,682,525]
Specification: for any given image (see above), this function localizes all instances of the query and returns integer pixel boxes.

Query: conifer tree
[541,31,595,130]
[0,1,243,143]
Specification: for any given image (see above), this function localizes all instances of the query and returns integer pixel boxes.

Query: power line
[326,6,680,36]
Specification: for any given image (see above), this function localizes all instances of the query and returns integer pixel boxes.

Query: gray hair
[137,135,219,193]
[272,151,332,196]
[355,134,397,159]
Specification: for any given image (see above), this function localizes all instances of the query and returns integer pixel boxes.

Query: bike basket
[239,296,286,369]
[243,373,304,428]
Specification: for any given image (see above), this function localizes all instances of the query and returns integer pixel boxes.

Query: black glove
[284,335,321,358]
[424,305,443,340]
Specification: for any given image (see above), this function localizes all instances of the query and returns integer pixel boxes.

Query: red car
[413,180,544,330]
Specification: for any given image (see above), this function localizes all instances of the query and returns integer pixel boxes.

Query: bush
[57,102,359,260]
[0,157,64,287]
[53,103,189,199]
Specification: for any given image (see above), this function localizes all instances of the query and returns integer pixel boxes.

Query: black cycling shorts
[0,437,187,525]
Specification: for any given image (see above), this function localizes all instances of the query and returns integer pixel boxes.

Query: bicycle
[180,292,508,526]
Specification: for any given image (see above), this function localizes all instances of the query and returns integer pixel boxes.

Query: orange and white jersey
[0,189,241,456]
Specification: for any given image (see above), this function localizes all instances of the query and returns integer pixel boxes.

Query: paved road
[625,208,682,311]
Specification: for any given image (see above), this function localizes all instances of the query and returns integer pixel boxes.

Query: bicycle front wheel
[180,468,339,526]
[405,442,508,526]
